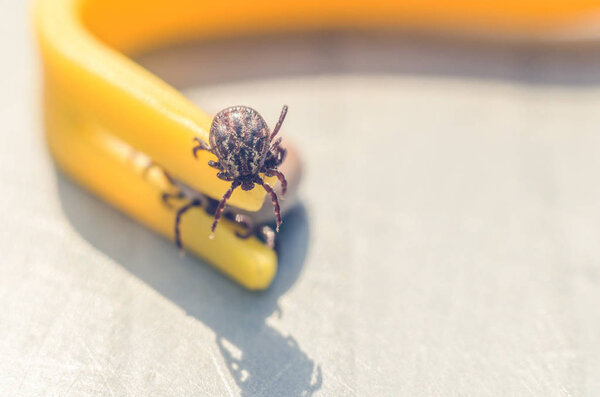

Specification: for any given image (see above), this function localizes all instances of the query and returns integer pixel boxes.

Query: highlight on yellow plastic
[33,0,600,289]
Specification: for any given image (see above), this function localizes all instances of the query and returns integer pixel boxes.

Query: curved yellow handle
[44,85,277,290]
[34,0,283,289]
[34,0,271,211]
[33,0,600,289]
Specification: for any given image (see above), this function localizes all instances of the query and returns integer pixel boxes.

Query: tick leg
[234,214,254,239]
[233,213,277,249]
[174,199,202,250]
[276,146,287,163]
[270,137,282,151]
[270,105,288,140]
[259,226,276,249]
[255,177,282,232]
[265,169,287,196]
[217,172,234,182]
[268,139,286,165]
[211,180,241,237]
[192,137,211,159]
[161,191,185,208]
[208,160,223,170]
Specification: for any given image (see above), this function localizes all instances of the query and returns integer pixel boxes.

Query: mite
[188,105,288,237]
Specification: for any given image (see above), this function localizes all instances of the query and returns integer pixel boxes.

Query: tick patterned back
[184,104,289,241]
[209,106,271,178]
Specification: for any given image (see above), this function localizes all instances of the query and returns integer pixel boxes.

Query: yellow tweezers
[33,0,600,289]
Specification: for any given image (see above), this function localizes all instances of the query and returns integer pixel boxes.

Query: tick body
[188,105,288,238]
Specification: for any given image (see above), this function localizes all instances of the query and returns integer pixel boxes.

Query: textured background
[3,1,600,395]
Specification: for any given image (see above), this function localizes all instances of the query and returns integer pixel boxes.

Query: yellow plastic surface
[33,0,600,289]
[43,80,277,290]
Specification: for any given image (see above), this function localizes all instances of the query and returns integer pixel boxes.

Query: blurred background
[2,0,600,395]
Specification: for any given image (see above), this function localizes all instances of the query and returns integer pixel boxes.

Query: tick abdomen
[186,104,288,239]
[210,106,270,177]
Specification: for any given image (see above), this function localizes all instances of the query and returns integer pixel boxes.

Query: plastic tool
[33,0,600,289]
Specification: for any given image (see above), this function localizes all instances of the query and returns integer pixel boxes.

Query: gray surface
[3,2,600,395]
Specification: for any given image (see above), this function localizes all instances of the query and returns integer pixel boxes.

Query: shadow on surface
[56,172,321,396]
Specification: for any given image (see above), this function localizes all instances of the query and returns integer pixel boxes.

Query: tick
[189,105,288,237]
